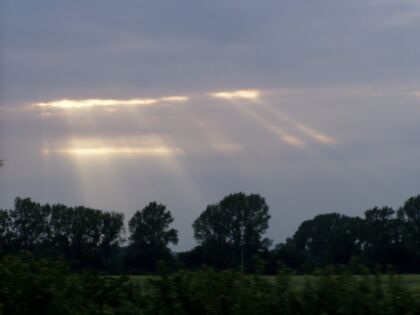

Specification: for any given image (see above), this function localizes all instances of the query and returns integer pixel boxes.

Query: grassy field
[128,274,420,293]
[267,274,420,292]
[381,274,420,292]
[4,256,420,314]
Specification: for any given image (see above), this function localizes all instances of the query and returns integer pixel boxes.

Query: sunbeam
[41,137,183,158]
[196,124,242,154]
[210,89,306,148]
[236,105,306,148]
[40,134,201,210]
[209,88,336,147]
[42,146,183,157]
[258,103,337,145]
[35,87,339,209]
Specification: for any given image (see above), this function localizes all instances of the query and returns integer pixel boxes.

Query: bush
[0,255,143,315]
[1,255,419,315]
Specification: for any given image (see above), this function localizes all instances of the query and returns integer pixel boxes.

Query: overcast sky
[1,0,420,250]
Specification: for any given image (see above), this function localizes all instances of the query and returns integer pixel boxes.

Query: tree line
[1,193,420,273]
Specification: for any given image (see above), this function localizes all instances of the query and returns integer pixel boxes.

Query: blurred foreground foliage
[1,255,420,315]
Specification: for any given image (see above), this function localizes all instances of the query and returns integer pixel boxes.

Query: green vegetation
[1,255,420,315]
[129,274,420,293]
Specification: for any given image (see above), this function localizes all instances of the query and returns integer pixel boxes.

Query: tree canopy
[292,213,362,267]
[0,198,124,271]
[2,194,420,273]
[193,192,271,271]
[127,202,178,273]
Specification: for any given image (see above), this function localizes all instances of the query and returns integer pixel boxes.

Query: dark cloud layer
[3,0,420,103]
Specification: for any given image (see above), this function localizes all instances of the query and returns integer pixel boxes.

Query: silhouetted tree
[127,202,178,273]
[4,194,420,273]
[397,195,420,271]
[9,198,51,254]
[361,207,402,268]
[0,198,124,271]
[193,192,271,271]
[292,213,361,267]
[61,206,124,270]
[270,237,307,272]
[99,211,125,270]
[48,203,73,258]
[0,209,12,255]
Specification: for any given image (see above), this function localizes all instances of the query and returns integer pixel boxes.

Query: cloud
[412,91,420,99]
[209,89,261,101]
[33,96,188,109]
[281,135,305,147]
[366,0,420,28]
[42,146,183,157]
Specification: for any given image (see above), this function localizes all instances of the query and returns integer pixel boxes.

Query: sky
[1,0,420,250]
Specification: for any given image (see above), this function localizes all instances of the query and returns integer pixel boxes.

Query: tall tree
[99,211,125,269]
[0,209,12,254]
[292,213,362,267]
[1,198,125,271]
[48,203,73,258]
[64,206,124,270]
[10,197,51,253]
[193,192,271,271]
[271,238,307,272]
[397,195,420,271]
[361,207,402,267]
[127,202,178,272]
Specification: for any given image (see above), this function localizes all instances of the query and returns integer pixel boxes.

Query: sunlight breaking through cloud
[295,124,337,144]
[210,89,261,101]
[160,96,189,102]
[230,103,307,148]
[34,96,189,109]
[208,88,310,149]
[42,146,183,157]
[281,135,305,147]
[258,103,338,145]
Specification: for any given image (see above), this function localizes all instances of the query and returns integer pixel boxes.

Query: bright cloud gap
[34,96,188,109]
[33,89,262,110]
[210,89,261,101]
[42,147,183,156]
